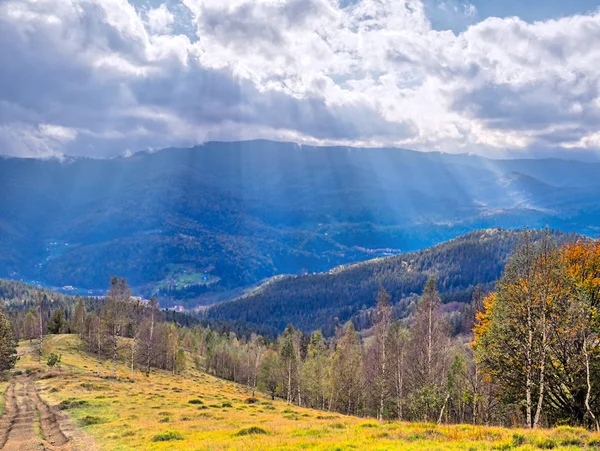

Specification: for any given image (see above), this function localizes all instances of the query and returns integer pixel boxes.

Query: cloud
[0,0,599,158]
[146,4,174,34]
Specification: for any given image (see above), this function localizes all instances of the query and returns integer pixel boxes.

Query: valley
[2,141,600,309]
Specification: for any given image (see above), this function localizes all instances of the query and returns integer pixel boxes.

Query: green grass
[0,380,8,417]
[16,335,600,451]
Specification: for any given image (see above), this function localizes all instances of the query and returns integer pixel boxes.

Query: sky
[0,0,599,159]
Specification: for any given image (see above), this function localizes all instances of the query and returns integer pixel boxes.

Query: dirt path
[0,376,71,451]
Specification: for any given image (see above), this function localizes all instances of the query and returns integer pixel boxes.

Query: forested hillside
[207,229,582,335]
[2,141,600,307]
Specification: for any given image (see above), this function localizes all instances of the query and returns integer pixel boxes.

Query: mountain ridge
[2,140,599,307]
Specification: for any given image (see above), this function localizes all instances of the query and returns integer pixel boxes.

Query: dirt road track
[0,375,93,451]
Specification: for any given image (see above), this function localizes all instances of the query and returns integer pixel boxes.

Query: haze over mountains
[1,140,599,306]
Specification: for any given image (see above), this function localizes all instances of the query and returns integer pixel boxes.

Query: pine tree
[0,310,18,371]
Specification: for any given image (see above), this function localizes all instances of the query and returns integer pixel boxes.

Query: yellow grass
[9,335,600,450]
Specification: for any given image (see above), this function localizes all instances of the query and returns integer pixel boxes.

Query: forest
[1,230,600,429]
[207,228,581,335]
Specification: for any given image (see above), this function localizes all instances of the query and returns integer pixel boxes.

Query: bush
[235,427,267,436]
[222,402,232,408]
[79,415,103,426]
[58,399,89,410]
[152,431,184,442]
[512,433,526,446]
[535,438,556,449]
[245,397,259,404]
[46,353,61,368]
[188,399,203,405]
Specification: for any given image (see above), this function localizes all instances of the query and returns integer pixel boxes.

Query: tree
[331,323,364,415]
[279,326,299,404]
[0,310,18,371]
[139,298,159,377]
[101,277,131,378]
[302,330,331,410]
[560,241,600,430]
[247,334,266,397]
[71,299,87,335]
[388,321,409,420]
[23,309,38,343]
[408,278,451,422]
[175,348,186,374]
[47,308,67,334]
[258,350,280,400]
[84,313,104,377]
[373,287,392,421]
[474,232,565,428]
[35,292,45,365]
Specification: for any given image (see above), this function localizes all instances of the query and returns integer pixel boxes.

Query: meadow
[7,335,600,451]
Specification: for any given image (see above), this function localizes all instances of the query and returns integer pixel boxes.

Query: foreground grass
[0,380,7,416]
[10,335,600,450]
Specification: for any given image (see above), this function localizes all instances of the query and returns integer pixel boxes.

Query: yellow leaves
[471,293,496,349]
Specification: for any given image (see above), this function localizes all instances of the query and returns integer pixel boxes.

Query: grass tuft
[152,431,184,442]
[235,426,268,436]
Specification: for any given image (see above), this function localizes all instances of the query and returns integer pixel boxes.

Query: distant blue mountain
[1,140,599,306]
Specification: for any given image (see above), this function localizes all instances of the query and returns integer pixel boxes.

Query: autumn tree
[474,232,565,428]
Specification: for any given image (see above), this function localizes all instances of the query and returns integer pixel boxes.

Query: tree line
[2,231,600,429]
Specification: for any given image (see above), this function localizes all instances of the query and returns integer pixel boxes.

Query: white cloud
[0,0,599,158]
[146,4,174,34]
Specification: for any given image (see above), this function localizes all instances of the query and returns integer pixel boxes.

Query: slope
[5,335,599,450]
[206,229,582,335]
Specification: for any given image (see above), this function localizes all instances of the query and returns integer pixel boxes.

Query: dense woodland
[1,230,600,430]
[207,229,580,335]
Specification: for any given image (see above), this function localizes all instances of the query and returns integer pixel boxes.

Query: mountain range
[1,140,599,306]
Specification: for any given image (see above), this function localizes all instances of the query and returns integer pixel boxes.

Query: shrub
[245,397,259,404]
[152,431,184,442]
[58,399,89,410]
[222,402,233,408]
[512,433,525,447]
[79,415,103,426]
[235,427,267,436]
[188,399,203,405]
[535,438,556,449]
[46,353,61,368]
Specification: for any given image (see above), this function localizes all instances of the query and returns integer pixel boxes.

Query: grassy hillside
[207,229,582,334]
[4,335,600,450]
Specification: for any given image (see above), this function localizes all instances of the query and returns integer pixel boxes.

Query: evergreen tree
[0,310,18,371]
